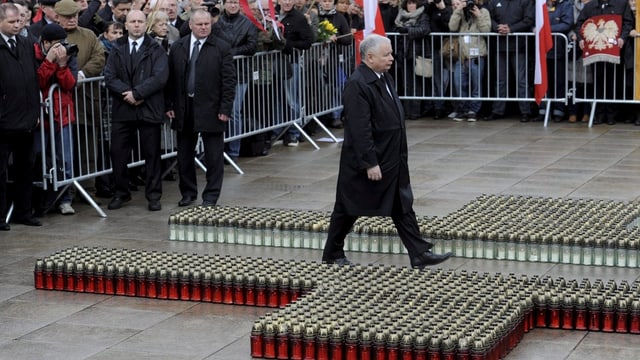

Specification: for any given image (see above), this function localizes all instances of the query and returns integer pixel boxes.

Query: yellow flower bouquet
[317,19,338,42]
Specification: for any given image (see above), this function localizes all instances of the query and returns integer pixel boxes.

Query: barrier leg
[588,103,596,128]
[73,180,107,218]
[543,102,551,128]
[5,203,12,224]
[223,152,244,175]
[310,116,340,143]
[293,122,319,150]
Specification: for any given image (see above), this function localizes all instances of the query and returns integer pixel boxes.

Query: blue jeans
[225,82,248,158]
[276,61,301,138]
[35,124,74,203]
[452,57,485,114]
[492,51,530,115]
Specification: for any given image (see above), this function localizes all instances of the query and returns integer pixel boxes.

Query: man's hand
[367,165,382,181]
[166,110,175,119]
[497,24,510,35]
[122,90,137,105]
[218,113,230,122]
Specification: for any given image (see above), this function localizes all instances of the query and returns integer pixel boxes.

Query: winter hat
[54,0,80,16]
[41,23,68,41]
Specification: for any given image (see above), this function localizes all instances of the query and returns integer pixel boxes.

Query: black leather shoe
[327,257,354,266]
[483,113,502,121]
[520,114,530,123]
[201,200,216,207]
[178,196,196,207]
[607,119,616,125]
[0,223,10,231]
[411,250,452,269]
[14,217,42,227]
[108,195,132,210]
[148,200,161,211]
[329,118,344,129]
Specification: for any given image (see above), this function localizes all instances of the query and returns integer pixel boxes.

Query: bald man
[103,10,169,211]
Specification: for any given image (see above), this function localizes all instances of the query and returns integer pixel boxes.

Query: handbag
[414,56,433,78]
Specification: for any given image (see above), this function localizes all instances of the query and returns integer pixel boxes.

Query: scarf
[394,6,424,28]
[318,6,337,17]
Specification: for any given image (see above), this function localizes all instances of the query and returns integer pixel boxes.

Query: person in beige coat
[448,0,490,122]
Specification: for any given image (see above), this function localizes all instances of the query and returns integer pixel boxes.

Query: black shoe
[0,223,10,231]
[13,217,42,227]
[553,115,562,123]
[520,114,530,123]
[635,119,640,126]
[108,195,132,210]
[148,200,161,211]
[201,200,216,207]
[326,257,354,266]
[178,196,197,207]
[411,250,452,269]
[607,119,616,125]
[483,113,502,121]
[433,109,444,120]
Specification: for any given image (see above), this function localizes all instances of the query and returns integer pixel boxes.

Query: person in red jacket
[34,23,78,215]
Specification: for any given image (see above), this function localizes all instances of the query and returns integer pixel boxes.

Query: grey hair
[359,34,390,60]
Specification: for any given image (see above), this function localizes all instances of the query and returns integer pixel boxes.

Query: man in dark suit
[166,9,236,207]
[103,9,168,211]
[0,3,42,229]
[322,34,451,269]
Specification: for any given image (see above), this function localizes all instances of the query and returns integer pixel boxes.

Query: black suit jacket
[166,35,236,133]
[104,35,169,123]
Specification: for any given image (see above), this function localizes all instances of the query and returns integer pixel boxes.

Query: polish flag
[353,0,386,64]
[534,0,553,105]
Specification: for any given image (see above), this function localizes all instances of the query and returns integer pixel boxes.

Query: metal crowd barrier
[35,33,640,218]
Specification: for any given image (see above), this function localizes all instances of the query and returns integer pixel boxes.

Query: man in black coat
[166,9,236,207]
[213,0,257,162]
[29,0,59,39]
[104,9,169,211]
[322,34,451,268]
[0,3,42,229]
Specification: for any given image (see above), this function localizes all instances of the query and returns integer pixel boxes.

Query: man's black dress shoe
[520,114,530,123]
[14,217,42,227]
[483,113,502,121]
[0,223,10,231]
[108,195,132,210]
[411,250,452,269]
[148,200,161,211]
[326,257,354,266]
[178,196,196,207]
[201,200,216,207]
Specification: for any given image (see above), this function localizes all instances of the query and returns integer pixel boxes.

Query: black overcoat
[166,35,236,133]
[104,34,169,123]
[335,64,413,216]
[0,36,40,133]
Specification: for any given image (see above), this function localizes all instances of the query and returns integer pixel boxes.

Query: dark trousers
[176,98,224,204]
[0,132,35,222]
[322,201,432,262]
[110,120,162,201]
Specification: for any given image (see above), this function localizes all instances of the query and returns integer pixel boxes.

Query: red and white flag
[534,0,553,105]
[353,0,386,64]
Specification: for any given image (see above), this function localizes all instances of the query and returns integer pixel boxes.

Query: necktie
[131,41,138,55]
[8,38,16,53]
[187,40,200,96]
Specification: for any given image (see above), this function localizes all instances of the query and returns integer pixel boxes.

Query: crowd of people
[0,0,638,231]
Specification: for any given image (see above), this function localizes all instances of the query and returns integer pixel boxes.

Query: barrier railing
[33,33,640,217]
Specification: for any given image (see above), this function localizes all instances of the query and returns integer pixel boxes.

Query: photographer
[34,23,79,215]
[448,0,490,122]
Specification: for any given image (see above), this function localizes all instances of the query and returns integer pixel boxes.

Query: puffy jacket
[448,6,491,59]
[213,11,258,83]
[35,44,78,128]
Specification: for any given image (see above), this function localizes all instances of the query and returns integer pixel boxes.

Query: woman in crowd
[394,0,430,120]
[146,10,172,53]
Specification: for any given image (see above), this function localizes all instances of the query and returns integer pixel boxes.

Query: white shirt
[129,38,141,54]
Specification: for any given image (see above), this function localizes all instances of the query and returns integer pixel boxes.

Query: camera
[201,1,221,16]
[61,41,79,57]
[465,0,476,8]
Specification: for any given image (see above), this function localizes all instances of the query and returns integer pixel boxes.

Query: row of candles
[34,247,640,360]
[168,195,640,267]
